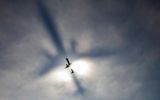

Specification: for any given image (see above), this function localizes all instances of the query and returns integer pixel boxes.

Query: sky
[0,0,160,100]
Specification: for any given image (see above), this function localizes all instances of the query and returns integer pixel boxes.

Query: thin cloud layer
[0,0,160,100]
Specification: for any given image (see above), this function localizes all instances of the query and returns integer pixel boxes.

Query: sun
[46,58,92,83]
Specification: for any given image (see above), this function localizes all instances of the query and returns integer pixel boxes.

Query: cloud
[0,0,159,100]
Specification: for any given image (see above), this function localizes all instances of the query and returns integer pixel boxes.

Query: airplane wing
[66,58,70,65]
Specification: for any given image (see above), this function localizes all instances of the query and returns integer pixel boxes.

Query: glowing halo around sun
[46,58,92,83]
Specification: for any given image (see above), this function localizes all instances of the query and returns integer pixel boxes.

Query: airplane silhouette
[65,58,74,74]
[65,58,71,68]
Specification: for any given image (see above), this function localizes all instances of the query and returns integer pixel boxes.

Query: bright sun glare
[52,58,92,82]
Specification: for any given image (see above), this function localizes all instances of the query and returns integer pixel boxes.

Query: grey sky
[0,0,160,100]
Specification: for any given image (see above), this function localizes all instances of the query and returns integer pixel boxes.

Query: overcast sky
[0,0,160,100]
